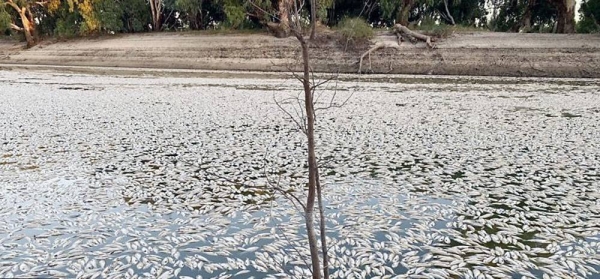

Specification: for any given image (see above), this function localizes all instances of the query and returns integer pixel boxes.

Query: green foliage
[223,2,245,29]
[414,18,455,37]
[121,0,151,32]
[54,7,81,38]
[174,0,203,29]
[0,5,10,33]
[95,0,124,32]
[337,17,373,41]
[578,0,600,33]
[487,0,522,31]
[488,0,558,32]
[438,0,487,26]
[175,0,198,13]
[577,17,600,33]
[2,0,499,39]
[218,0,265,30]
[379,0,398,22]
[317,0,334,23]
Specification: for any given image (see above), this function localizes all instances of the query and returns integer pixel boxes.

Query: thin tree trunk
[289,1,327,277]
[25,7,38,43]
[279,0,291,30]
[5,0,36,47]
[563,0,576,33]
[396,0,414,26]
[149,0,156,29]
[292,18,322,278]
[267,0,292,37]
[196,7,203,30]
[149,0,162,31]
[520,0,535,32]
[315,169,329,278]
[302,38,322,279]
[443,0,455,25]
[10,23,23,32]
[552,0,576,33]
[310,0,317,39]
[19,9,35,47]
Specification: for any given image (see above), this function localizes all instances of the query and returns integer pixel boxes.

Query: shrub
[95,0,124,33]
[0,7,10,34]
[577,0,600,33]
[55,18,80,38]
[223,4,245,29]
[416,25,454,39]
[337,17,374,42]
[414,17,456,38]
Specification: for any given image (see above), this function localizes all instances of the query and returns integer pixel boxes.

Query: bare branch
[248,0,280,21]
[274,94,307,135]
[262,162,306,211]
[315,91,354,112]
[10,23,23,32]
[276,224,312,274]
[4,0,22,13]
[358,42,402,74]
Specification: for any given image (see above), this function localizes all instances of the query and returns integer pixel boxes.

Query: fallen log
[358,42,401,74]
[358,25,433,73]
[393,24,433,48]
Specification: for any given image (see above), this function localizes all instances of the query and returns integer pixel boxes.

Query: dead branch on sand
[358,24,433,73]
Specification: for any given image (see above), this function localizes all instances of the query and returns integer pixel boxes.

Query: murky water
[0,70,599,278]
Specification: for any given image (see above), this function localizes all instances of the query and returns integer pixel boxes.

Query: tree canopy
[0,0,590,47]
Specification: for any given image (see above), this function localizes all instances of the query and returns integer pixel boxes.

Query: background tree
[0,0,40,47]
[578,0,600,32]
[550,0,575,32]
[44,0,144,36]
[379,0,418,25]
[0,4,13,36]
[121,0,152,32]
[434,0,487,26]
[173,0,203,29]
[489,0,575,32]
[44,0,81,37]
[149,0,163,30]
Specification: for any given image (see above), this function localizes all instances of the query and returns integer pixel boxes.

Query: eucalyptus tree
[221,0,293,35]
[43,0,149,36]
[490,0,576,32]
[550,0,575,32]
[379,0,418,25]
[379,0,451,26]
[431,0,487,26]
[0,0,39,47]
[149,0,163,30]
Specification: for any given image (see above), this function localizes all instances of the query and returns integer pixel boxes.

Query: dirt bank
[1,31,599,78]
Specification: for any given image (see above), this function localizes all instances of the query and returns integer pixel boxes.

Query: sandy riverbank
[1,31,599,78]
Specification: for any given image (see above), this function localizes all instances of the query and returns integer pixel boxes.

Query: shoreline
[2,64,600,87]
[1,31,600,78]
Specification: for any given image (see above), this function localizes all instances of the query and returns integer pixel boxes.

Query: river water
[0,69,599,278]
